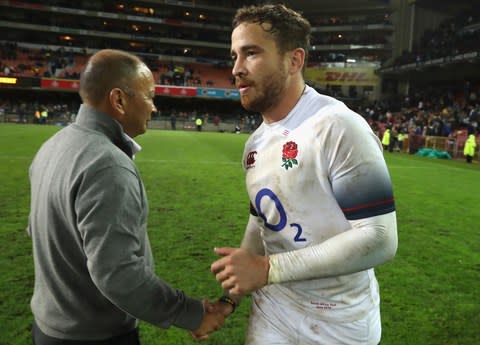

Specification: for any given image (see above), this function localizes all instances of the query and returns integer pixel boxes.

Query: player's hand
[211,300,235,316]
[211,247,269,297]
[189,300,226,340]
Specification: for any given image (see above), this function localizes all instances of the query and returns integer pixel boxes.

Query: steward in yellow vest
[464,133,477,163]
[382,128,391,151]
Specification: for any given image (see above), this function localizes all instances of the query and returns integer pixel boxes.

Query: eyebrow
[231,44,263,55]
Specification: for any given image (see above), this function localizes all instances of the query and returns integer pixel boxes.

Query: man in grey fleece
[27,49,227,344]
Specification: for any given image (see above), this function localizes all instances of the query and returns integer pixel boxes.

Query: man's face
[231,22,289,113]
[122,64,157,138]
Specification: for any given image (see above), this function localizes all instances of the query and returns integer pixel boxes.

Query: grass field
[0,123,479,345]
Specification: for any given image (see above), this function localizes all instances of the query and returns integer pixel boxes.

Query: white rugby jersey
[242,85,395,322]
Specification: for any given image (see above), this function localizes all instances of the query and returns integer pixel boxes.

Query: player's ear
[289,48,305,74]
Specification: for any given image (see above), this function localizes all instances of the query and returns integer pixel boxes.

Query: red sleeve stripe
[341,198,395,213]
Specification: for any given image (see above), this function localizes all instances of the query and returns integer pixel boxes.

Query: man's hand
[209,300,235,317]
[189,300,226,340]
[211,247,269,297]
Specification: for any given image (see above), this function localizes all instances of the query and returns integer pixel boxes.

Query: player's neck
[262,81,306,124]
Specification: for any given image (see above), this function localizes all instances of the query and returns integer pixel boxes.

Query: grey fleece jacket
[28,104,203,340]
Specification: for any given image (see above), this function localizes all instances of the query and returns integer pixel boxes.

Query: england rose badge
[281,141,299,170]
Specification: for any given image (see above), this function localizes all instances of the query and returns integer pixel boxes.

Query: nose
[232,57,246,79]
[152,102,157,113]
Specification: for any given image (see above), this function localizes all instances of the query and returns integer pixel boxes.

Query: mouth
[235,79,253,94]
[237,82,252,94]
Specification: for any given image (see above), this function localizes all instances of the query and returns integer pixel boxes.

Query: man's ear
[289,48,305,74]
[109,88,126,115]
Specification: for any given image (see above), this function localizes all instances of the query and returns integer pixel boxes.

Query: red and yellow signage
[39,79,199,97]
[155,85,197,97]
[41,78,80,90]
[0,77,18,85]
[305,67,379,86]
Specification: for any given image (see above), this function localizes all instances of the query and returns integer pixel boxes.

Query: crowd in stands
[351,81,479,156]
[310,13,392,27]
[2,79,477,143]
[391,9,480,67]
[0,96,78,125]
[1,41,383,83]
[0,44,234,87]
[132,57,233,88]
[0,43,86,79]
[0,1,478,157]
[311,32,389,47]
[2,40,478,142]
[18,1,391,28]
[0,1,395,64]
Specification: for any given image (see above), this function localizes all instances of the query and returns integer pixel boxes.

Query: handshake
[188,247,270,340]
[189,297,236,340]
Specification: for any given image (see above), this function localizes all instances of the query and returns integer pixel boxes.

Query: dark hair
[79,49,143,106]
[232,4,311,62]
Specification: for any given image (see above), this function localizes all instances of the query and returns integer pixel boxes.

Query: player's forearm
[220,215,264,304]
[240,214,265,255]
[268,211,398,284]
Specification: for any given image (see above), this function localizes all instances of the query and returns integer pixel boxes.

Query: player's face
[231,23,289,113]
[122,64,157,138]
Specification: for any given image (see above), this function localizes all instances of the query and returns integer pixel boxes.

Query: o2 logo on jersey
[255,188,306,242]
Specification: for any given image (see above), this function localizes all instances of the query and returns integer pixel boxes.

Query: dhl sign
[305,67,379,86]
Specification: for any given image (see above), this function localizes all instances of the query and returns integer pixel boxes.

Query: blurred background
[0,0,479,158]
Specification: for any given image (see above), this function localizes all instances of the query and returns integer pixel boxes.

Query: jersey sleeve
[268,211,398,283]
[320,108,395,220]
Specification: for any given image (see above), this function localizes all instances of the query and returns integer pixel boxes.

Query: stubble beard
[240,67,287,114]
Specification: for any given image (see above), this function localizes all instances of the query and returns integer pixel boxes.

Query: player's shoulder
[302,92,364,129]
[296,95,372,147]
[302,87,352,120]
[244,123,265,150]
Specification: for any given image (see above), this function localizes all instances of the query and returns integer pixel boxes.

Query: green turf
[0,123,479,345]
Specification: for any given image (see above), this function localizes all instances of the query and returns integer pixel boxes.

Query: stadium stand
[0,0,478,159]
